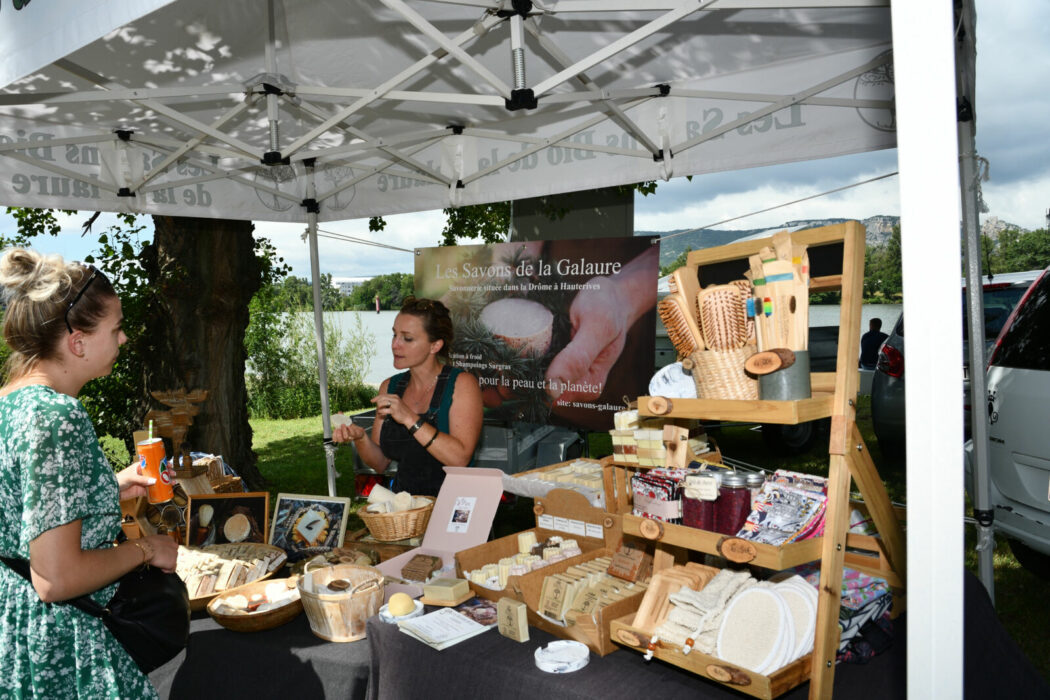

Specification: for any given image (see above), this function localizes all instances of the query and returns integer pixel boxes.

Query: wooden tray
[207,577,302,632]
[178,542,288,611]
[610,613,812,700]
[622,515,822,570]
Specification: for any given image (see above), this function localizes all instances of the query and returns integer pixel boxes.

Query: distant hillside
[643,216,902,269]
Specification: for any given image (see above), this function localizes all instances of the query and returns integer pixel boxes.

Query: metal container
[758,350,812,400]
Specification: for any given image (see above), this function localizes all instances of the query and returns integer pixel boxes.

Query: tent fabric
[1,0,893,223]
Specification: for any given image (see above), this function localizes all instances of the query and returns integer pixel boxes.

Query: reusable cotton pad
[716,587,791,674]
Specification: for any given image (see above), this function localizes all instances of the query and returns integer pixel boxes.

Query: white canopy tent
[0,1,980,695]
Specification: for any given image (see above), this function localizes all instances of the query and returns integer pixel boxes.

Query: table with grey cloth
[151,570,1047,699]
[365,570,1047,700]
[150,612,371,700]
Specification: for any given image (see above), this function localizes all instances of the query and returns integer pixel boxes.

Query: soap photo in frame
[269,493,352,561]
[185,492,270,547]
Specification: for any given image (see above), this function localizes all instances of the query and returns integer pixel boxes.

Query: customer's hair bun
[0,248,71,302]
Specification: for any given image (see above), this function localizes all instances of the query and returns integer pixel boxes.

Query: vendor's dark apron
[379,365,461,497]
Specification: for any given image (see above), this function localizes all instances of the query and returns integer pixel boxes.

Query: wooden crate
[610,614,812,699]
[455,526,606,603]
[512,548,646,657]
[622,514,823,570]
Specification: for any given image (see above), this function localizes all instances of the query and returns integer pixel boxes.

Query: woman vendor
[333,296,483,496]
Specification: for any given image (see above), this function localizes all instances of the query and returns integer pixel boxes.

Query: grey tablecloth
[150,611,370,700]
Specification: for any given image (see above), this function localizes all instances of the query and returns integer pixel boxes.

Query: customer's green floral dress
[0,385,157,699]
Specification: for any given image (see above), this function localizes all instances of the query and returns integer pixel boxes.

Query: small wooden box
[455,489,622,603]
[514,548,647,656]
[120,496,157,539]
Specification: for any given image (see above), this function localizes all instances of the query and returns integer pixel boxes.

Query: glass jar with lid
[745,471,766,510]
[714,471,751,536]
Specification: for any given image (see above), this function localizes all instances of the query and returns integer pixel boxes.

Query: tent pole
[304,162,339,497]
[891,0,965,696]
[955,0,995,600]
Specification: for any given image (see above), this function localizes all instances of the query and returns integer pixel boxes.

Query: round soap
[388,592,415,617]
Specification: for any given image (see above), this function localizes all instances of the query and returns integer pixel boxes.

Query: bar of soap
[423,577,469,602]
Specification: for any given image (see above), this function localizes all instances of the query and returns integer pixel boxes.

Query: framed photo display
[185,492,270,548]
[269,493,352,561]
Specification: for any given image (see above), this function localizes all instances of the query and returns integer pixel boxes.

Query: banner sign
[415,236,658,431]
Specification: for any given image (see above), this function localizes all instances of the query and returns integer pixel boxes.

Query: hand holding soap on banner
[415,236,658,431]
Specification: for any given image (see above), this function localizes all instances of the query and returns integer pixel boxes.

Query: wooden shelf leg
[846,423,907,584]
[808,451,853,699]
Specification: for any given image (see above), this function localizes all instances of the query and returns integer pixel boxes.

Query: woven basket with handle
[358,496,435,542]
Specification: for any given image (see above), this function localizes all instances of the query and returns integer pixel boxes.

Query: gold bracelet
[131,540,153,569]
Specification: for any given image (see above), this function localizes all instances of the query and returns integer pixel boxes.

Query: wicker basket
[689,346,758,400]
[210,475,243,493]
[358,497,435,542]
[298,563,384,642]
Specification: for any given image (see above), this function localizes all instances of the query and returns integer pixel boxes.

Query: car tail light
[876,343,903,378]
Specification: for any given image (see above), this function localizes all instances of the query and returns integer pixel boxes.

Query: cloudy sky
[23,0,1050,281]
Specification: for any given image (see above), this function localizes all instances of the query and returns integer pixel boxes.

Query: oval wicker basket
[358,496,435,542]
[207,577,303,632]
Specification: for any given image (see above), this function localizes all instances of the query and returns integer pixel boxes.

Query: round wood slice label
[647,396,672,415]
[706,664,752,686]
[744,351,783,376]
[718,537,758,563]
[617,629,642,647]
[638,518,664,541]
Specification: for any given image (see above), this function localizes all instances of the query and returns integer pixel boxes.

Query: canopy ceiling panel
[0,0,893,223]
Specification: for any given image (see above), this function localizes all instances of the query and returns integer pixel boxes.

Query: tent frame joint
[261,151,290,166]
[301,198,319,214]
[496,0,533,19]
[506,88,537,111]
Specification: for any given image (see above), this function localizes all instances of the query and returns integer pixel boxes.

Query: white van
[965,266,1050,576]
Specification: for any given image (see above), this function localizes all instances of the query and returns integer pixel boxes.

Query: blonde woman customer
[0,249,178,698]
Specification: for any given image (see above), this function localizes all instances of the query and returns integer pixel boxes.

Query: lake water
[317,304,902,386]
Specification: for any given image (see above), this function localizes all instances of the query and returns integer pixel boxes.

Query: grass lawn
[251,398,1048,682]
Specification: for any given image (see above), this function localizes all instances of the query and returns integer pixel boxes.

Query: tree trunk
[142,217,266,490]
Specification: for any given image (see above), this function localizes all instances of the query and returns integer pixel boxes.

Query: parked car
[964,265,1050,576]
[871,269,1042,456]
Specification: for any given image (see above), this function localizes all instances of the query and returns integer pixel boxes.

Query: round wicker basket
[690,346,758,400]
[358,496,435,542]
[207,577,303,632]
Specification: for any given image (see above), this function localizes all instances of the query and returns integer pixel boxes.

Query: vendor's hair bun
[0,248,72,303]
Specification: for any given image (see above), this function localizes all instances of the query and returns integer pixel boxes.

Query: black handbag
[1,555,191,673]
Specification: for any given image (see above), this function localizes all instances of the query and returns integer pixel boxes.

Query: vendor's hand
[371,392,414,427]
[116,463,155,500]
[332,418,368,444]
[143,534,179,573]
[545,276,630,405]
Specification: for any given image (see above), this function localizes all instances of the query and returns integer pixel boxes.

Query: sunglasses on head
[64,265,107,334]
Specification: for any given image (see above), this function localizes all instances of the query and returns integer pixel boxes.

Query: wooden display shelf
[623,515,823,570]
[636,393,834,425]
[609,614,812,699]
